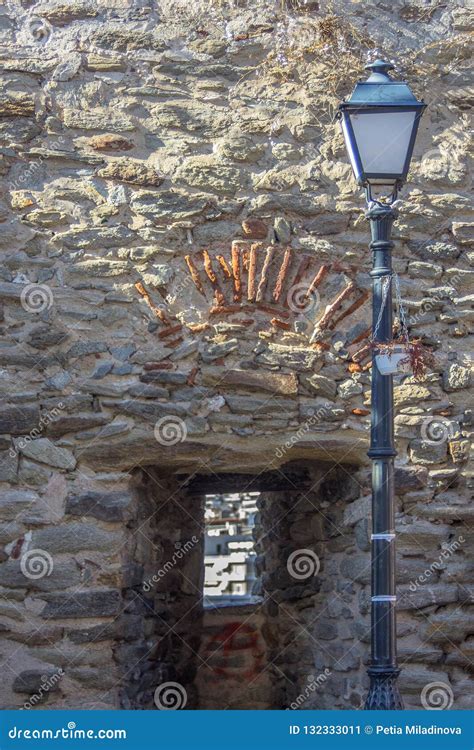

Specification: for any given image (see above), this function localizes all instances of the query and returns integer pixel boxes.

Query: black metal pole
[364,202,404,710]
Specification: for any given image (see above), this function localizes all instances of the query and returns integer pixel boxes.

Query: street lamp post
[338,60,426,710]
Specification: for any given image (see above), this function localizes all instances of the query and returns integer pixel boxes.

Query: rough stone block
[15,438,76,470]
[65,491,134,522]
[442,363,471,392]
[0,405,39,435]
[32,523,121,554]
[201,367,298,395]
[41,589,122,619]
[0,489,38,519]
[12,670,62,695]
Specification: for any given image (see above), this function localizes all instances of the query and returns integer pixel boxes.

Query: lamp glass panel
[349,110,416,178]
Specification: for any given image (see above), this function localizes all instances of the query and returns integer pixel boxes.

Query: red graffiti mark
[203,621,264,680]
[10,536,25,560]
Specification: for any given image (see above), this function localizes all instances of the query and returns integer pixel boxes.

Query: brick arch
[134,240,372,371]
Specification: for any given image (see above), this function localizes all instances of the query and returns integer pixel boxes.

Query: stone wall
[0,0,472,710]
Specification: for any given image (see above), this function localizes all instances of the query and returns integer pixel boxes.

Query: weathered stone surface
[0,93,34,118]
[225,395,296,416]
[41,590,122,619]
[0,450,18,482]
[0,489,38,519]
[340,554,370,584]
[343,495,371,528]
[393,384,432,408]
[201,339,239,362]
[452,222,473,245]
[12,670,62,694]
[0,559,81,591]
[55,225,134,250]
[175,158,244,195]
[304,373,337,399]
[201,368,298,395]
[16,439,76,470]
[39,3,98,25]
[45,414,108,438]
[32,523,121,554]
[442,363,471,392]
[398,584,458,611]
[409,439,447,465]
[63,108,134,131]
[130,190,210,223]
[88,134,134,151]
[256,347,321,372]
[65,491,134,522]
[338,378,363,399]
[97,160,164,187]
[0,405,39,435]
[424,610,472,643]
[394,466,428,495]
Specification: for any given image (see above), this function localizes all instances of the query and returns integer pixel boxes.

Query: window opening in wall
[204,491,260,605]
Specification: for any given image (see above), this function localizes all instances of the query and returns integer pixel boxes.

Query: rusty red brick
[272,247,292,303]
[247,242,262,302]
[255,245,274,303]
[185,254,206,298]
[202,250,225,306]
[271,317,291,330]
[306,263,330,299]
[134,281,170,325]
[242,218,268,239]
[143,362,174,371]
[159,324,183,339]
[216,254,232,280]
[231,242,242,302]
[314,283,356,332]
